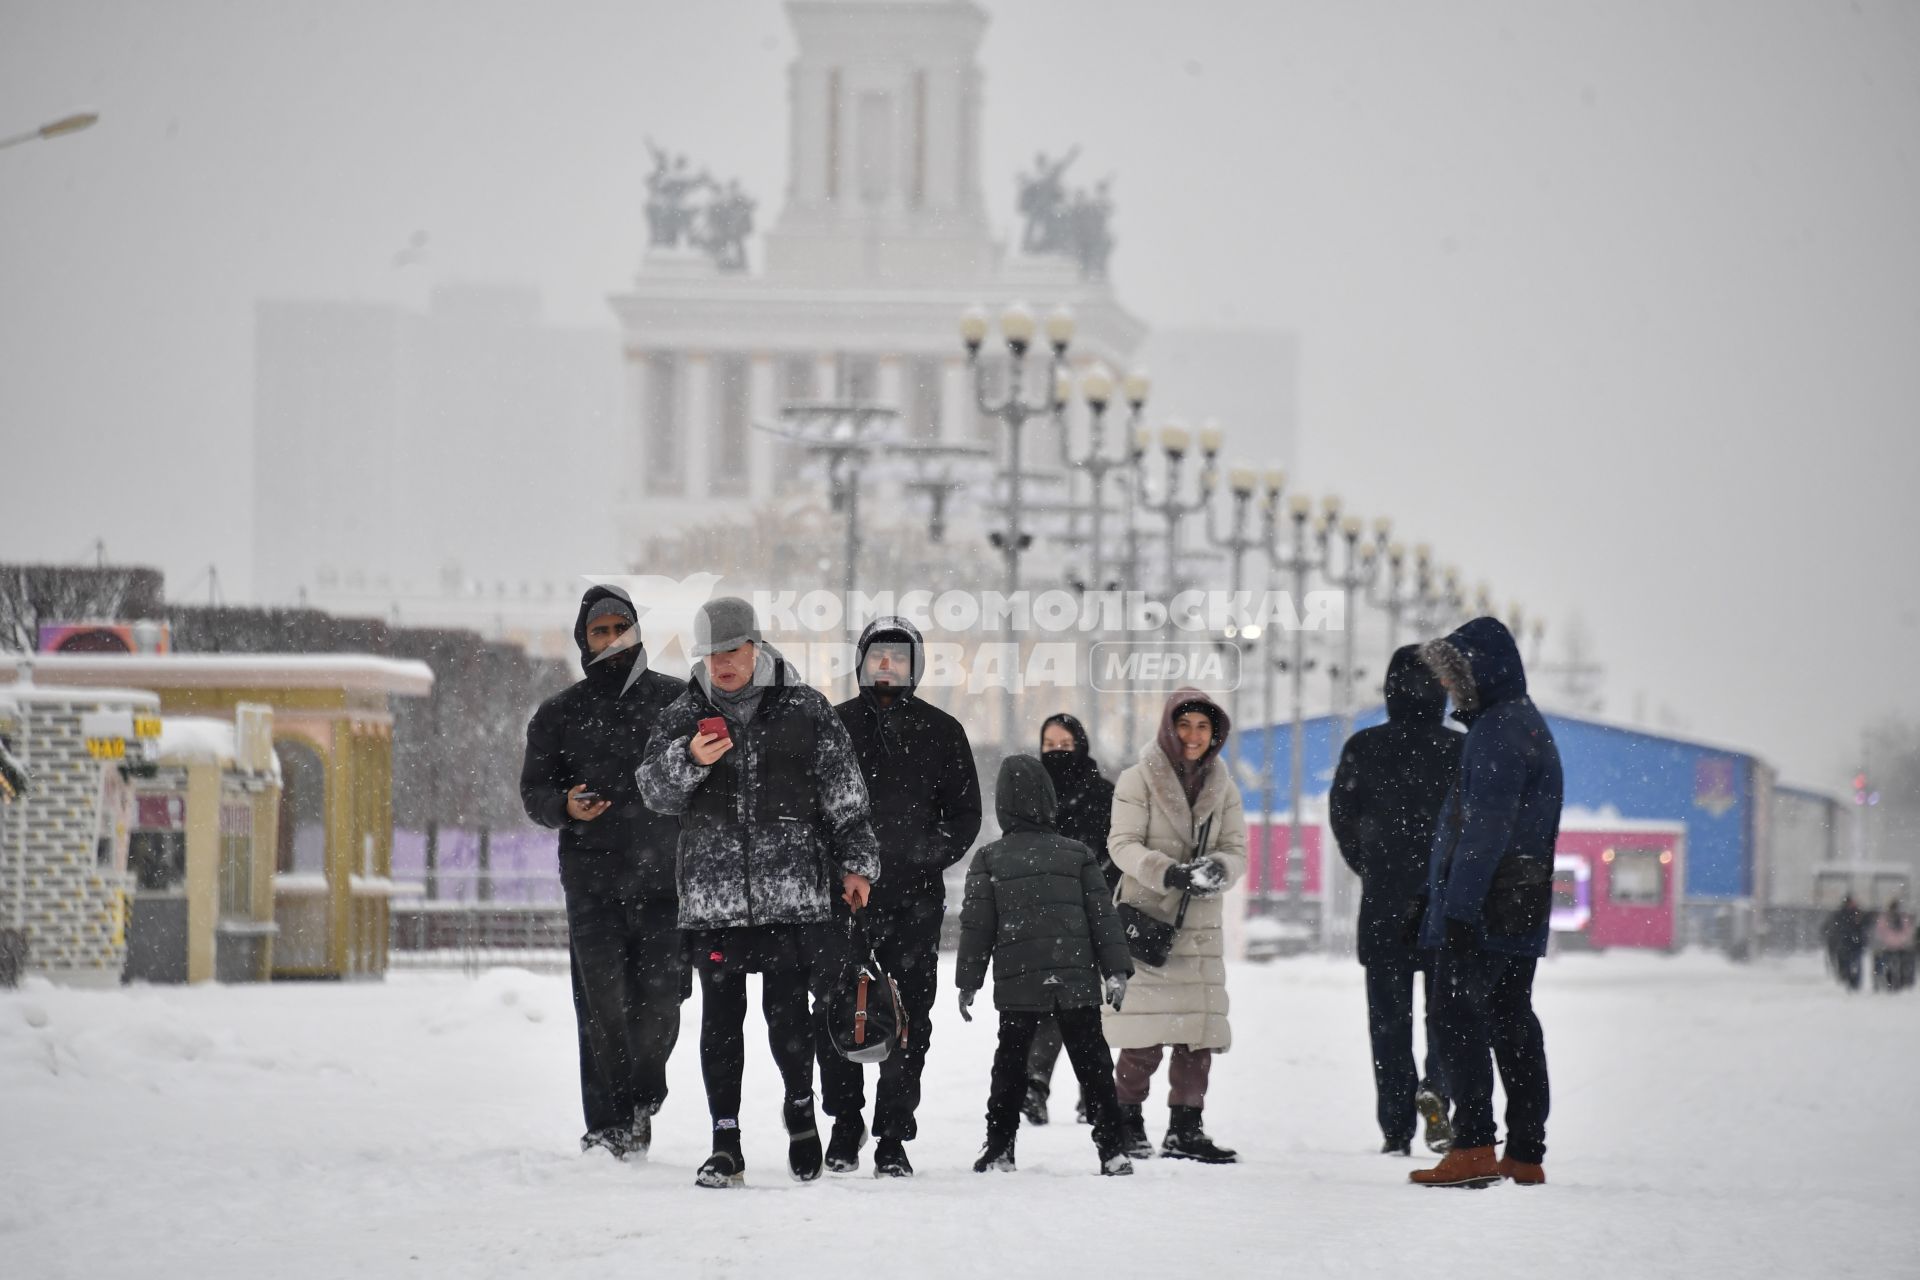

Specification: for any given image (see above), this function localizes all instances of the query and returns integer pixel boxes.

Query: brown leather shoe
[1409,1145,1500,1188]
[1498,1156,1546,1185]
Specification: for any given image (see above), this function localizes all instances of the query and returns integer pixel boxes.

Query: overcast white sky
[2,0,1916,786]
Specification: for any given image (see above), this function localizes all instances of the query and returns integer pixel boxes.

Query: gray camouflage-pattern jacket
[637,651,882,932]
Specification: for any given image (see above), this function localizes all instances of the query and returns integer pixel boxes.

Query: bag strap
[1172,890,1192,931]
[854,972,870,1045]
[1167,814,1211,931]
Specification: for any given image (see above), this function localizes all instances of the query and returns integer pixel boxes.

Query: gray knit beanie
[692,596,763,658]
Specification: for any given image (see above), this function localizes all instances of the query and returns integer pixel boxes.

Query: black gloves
[1164,858,1227,896]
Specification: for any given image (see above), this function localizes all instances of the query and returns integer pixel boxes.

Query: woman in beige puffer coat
[1103,688,1247,1163]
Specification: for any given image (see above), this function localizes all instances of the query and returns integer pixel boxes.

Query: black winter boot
[1022,1081,1050,1126]
[1119,1103,1154,1160]
[1160,1105,1238,1164]
[873,1137,913,1179]
[580,1128,630,1160]
[695,1123,746,1188]
[783,1095,824,1183]
[628,1107,653,1161]
[1095,1130,1135,1177]
[973,1132,1017,1173]
[824,1113,867,1173]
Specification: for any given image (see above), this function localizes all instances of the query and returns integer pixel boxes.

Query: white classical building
[607,0,1148,546]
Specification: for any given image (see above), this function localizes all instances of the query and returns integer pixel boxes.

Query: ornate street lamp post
[962,301,1074,751]
[1260,490,1330,917]
[1051,362,1150,755]
[1207,463,1280,798]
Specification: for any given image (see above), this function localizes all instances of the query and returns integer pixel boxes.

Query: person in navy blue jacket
[1407,616,1563,1189]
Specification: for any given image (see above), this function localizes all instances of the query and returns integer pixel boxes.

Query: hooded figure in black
[818,616,982,1178]
[1021,711,1117,1126]
[955,754,1135,1175]
[1330,645,1462,1155]
[1825,895,1869,990]
[1410,616,1563,1189]
[519,583,689,1159]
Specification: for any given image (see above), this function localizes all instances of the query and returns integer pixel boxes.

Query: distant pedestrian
[1826,895,1869,992]
[1871,900,1914,992]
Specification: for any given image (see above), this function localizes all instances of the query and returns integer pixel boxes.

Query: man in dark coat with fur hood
[520,583,689,1160]
[818,616,982,1178]
[1409,616,1563,1189]
[1331,644,1461,1157]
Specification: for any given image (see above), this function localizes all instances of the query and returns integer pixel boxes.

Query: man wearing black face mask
[818,616,982,1178]
[520,584,688,1160]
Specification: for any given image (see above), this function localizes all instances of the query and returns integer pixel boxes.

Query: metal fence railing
[389,870,569,974]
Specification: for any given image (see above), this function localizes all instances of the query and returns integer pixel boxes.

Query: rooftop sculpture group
[645,138,757,273]
[1016,147,1114,279]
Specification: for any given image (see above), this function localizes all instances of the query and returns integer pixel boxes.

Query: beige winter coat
[1101,743,1249,1052]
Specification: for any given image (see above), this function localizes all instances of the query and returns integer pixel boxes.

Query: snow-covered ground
[5,953,1917,1279]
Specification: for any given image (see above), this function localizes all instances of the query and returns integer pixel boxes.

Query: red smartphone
[697,716,732,742]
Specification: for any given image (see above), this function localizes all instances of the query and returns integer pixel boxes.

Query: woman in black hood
[1039,713,1117,888]
[1022,712,1119,1127]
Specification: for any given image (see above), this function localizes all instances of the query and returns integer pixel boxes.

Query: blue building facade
[1236,707,1770,904]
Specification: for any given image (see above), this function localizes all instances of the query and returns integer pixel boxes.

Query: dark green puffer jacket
[956,755,1134,1012]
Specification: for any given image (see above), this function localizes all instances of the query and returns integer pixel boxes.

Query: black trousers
[559,854,687,1134]
[1835,945,1864,991]
[698,966,816,1123]
[817,902,941,1141]
[1432,947,1549,1164]
[1025,1018,1067,1094]
[988,1007,1122,1150]
[1364,947,1448,1144]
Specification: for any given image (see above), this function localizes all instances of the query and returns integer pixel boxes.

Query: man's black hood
[1382,643,1448,725]
[856,615,923,699]
[995,754,1058,835]
[573,584,647,687]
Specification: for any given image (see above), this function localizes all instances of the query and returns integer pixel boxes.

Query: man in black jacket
[1330,645,1461,1157]
[819,616,982,1178]
[520,584,688,1160]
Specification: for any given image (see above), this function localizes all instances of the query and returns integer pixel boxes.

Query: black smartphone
[575,791,603,806]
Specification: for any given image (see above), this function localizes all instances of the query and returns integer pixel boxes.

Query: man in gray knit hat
[640,596,882,1188]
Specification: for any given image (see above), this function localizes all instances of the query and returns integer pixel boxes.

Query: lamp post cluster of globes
[959,300,1544,915]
